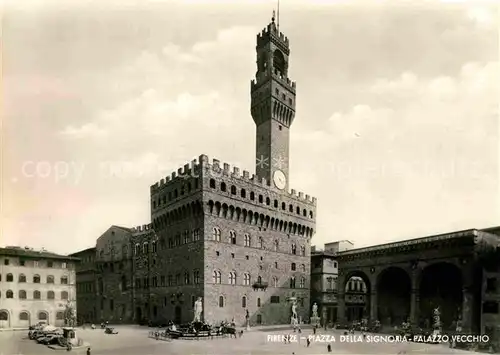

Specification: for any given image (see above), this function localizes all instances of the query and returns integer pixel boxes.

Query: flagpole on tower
[277,0,280,30]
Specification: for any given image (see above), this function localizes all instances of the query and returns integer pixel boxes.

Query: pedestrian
[306,338,311,347]
[313,325,316,335]
[327,344,332,352]
[86,347,91,355]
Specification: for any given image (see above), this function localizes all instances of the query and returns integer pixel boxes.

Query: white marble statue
[312,303,318,318]
[193,297,203,322]
[291,300,298,319]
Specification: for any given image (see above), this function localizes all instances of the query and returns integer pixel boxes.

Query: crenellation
[243,170,250,179]
[298,192,304,198]
[177,168,182,176]
[213,159,220,170]
[223,163,230,175]
[233,166,240,177]
[166,176,171,183]
[199,154,209,165]
[172,171,176,179]
[291,189,296,195]
[183,164,190,174]
[305,194,310,200]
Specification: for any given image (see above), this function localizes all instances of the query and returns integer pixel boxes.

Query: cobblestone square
[0,326,473,355]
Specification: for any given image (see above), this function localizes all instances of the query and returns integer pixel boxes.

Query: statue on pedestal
[312,303,318,318]
[432,306,441,336]
[193,297,203,322]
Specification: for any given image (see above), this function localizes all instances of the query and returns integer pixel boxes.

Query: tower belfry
[250,13,296,191]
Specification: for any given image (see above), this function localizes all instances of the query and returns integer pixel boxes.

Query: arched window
[218,296,224,308]
[266,197,270,205]
[274,240,279,252]
[220,182,226,192]
[33,275,41,283]
[19,290,27,299]
[257,298,261,307]
[47,291,55,300]
[309,211,313,218]
[273,49,285,75]
[301,246,306,256]
[6,290,14,298]
[135,243,140,255]
[229,231,236,244]
[212,228,221,241]
[242,296,247,308]
[184,272,190,285]
[241,189,246,198]
[229,272,237,285]
[258,237,263,249]
[143,242,149,254]
[250,192,255,200]
[192,228,200,241]
[193,270,200,284]
[19,274,26,283]
[291,263,296,271]
[290,277,296,289]
[258,195,263,203]
[6,273,13,282]
[301,264,306,272]
[274,199,278,208]
[281,202,286,210]
[289,204,293,212]
[33,290,41,299]
[231,185,237,195]
[46,275,54,284]
[303,209,307,216]
[19,312,29,321]
[299,277,306,288]
[296,206,300,215]
[152,241,157,253]
[244,273,251,286]
[212,271,221,284]
[291,244,297,255]
[244,234,251,247]
[61,291,69,300]
[209,179,216,188]
[273,276,279,287]
[60,276,68,285]
[38,312,47,320]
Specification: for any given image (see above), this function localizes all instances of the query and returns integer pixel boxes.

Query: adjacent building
[71,15,316,327]
[310,241,367,326]
[0,246,79,329]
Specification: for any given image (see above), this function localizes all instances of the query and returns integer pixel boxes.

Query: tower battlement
[151,154,316,205]
[199,154,316,206]
[150,159,201,193]
[131,223,153,234]
[251,72,296,91]
[257,23,290,50]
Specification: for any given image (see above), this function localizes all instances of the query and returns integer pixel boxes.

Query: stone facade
[70,247,97,324]
[0,247,78,329]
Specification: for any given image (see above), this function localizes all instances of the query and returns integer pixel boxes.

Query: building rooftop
[68,247,96,256]
[0,246,81,261]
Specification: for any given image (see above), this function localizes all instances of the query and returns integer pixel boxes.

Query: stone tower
[251,14,296,192]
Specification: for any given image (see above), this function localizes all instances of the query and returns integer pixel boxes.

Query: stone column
[370,292,378,322]
[337,292,346,324]
[461,287,473,333]
[410,289,420,324]
[410,269,420,325]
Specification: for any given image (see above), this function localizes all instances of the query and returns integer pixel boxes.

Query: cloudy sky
[2,0,499,254]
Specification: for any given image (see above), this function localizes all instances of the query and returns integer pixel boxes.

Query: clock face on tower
[273,170,287,190]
